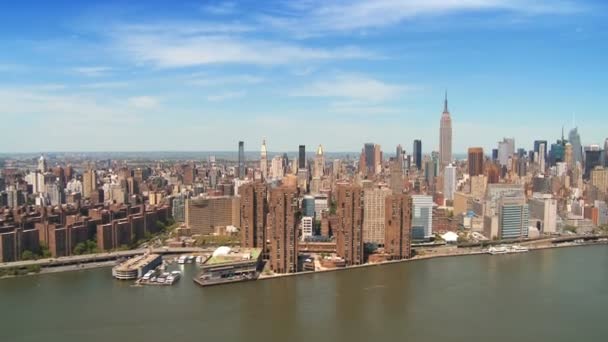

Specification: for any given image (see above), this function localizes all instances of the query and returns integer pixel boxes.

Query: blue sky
[0,0,607,154]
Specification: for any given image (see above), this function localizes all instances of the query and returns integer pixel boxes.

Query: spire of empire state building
[439,91,452,168]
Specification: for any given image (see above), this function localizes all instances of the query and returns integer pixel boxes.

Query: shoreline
[257,241,608,281]
[1,241,606,281]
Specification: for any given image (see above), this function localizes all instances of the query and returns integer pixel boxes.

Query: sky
[0,0,607,154]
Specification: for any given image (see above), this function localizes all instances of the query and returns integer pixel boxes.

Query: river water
[1,246,607,342]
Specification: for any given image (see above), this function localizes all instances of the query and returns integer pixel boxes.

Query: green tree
[21,250,35,260]
[73,243,86,255]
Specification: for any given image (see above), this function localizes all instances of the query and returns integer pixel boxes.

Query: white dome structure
[212,246,232,257]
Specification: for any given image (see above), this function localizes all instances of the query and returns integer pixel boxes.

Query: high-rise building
[298,145,306,170]
[270,155,284,180]
[468,147,484,177]
[413,140,422,170]
[564,143,574,170]
[529,193,557,234]
[439,92,452,167]
[238,141,245,180]
[313,145,324,178]
[362,187,392,245]
[363,143,375,175]
[374,144,382,174]
[82,168,97,199]
[185,196,238,235]
[568,127,583,165]
[497,138,515,166]
[240,182,268,254]
[591,167,608,192]
[443,164,456,202]
[534,140,548,162]
[260,139,268,180]
[584,146,603,179]
[497,195,529,239]
[389,158,403,195]
[268,186,298,273]
[385,194,412,260]
[336,184,364,266]
[37,155,47,173]
[538,143,546,174]
[485,163,500,184]
[411,195,433,239]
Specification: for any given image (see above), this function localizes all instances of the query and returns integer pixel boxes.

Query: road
[0,247,215,269]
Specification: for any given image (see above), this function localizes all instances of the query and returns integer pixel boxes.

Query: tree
[73,243,86,255]
[21,250,35,261]
[40,244,52,258]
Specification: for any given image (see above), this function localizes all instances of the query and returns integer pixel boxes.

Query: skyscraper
[498,195,529,239]
[534,140,548,162]
[260,139,268,180]
[313,145,324,178]
[413,140,422,170]
[240,182,268,253]
[362,186,392,244]
[268,185,298,273]
[363,143,375,175]
[443,164,456,202]
[538,143,546,174]
[411,195,433,239]
[439,92,452,167]
[498,138,515,167]
[298,145,306,170]
[238,141,245,180]
[336,184,364,266]
[389,158,403,195]
[584,145,603,179]
[385,194,412,260]
[468,147,484,177]
[568,127,583,165]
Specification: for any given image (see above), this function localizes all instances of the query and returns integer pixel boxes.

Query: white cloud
[108,23,373,68]
[206,91,245,102]
[188,74,264,86]
[128,96,160,109]
[73,66,113,77]
[201,2,237,15]
[292,74,410,102]
[260,0,584,35]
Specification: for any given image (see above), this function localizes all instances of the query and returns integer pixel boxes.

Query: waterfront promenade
[0,247,213,270]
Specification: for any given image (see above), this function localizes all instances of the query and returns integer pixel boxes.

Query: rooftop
[205,248,261,266]
[114,254,161,272]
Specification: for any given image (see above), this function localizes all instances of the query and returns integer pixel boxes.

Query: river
[1,245,607,342]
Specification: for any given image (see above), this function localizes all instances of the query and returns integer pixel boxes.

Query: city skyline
[1,0,607,153]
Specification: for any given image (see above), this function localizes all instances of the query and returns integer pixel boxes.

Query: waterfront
[1,246,608,342]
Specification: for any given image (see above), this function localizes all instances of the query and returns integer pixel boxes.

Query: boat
[488,246,509,255]
[142,270,154,281]
[195,256,202,264]
[511,245,529,253]
[177,256,187,264]
[187,256,195,263]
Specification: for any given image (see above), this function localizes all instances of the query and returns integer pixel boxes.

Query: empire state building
[439,92,452,167]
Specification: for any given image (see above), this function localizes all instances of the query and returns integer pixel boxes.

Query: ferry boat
[177,256,187,264]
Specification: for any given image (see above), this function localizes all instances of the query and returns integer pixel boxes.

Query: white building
[412,195,434,238]
[301,216,313,241]
[443,163,456,202]
[528,193,557,234]
[498,138,515,167]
